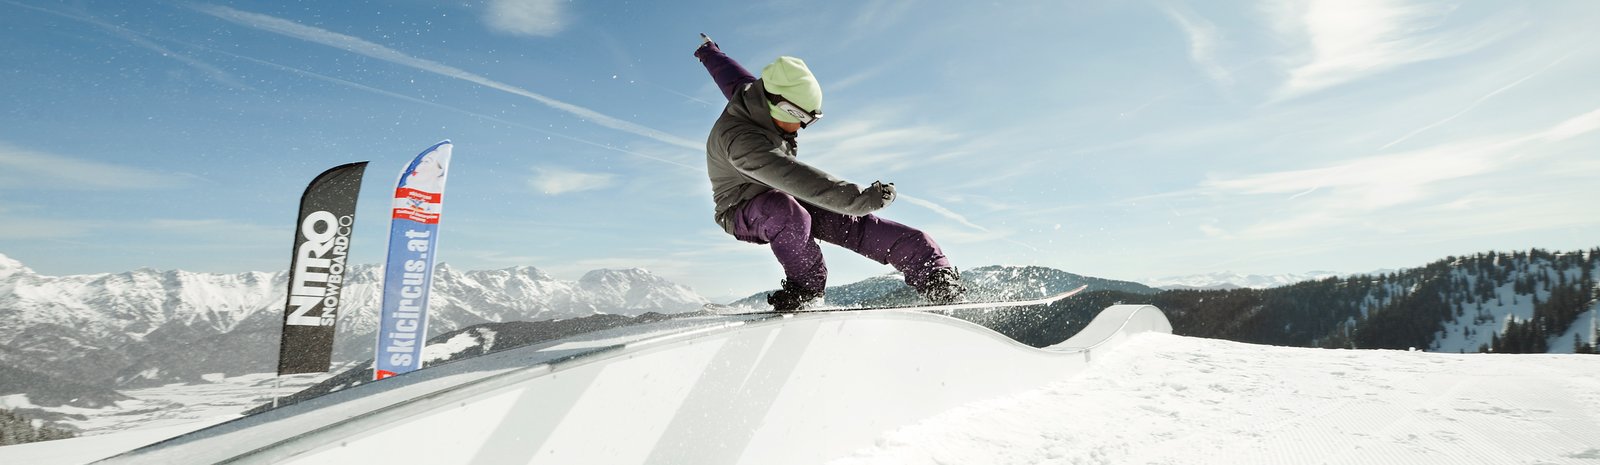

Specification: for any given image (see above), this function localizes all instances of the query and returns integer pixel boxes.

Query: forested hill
[1135,248,1599,354]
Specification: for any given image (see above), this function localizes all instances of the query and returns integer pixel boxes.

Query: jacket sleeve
[695,42,757,102]
[726,133,891,216]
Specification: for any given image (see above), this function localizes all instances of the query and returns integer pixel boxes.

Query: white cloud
[483,0,569,37]
[1164,5,1232,85]
[788,113,995,235]
[1270,0,1510,100]
[0,141,191,190]
[802,116,960,175]
[0,216,97,240]
[1200,106,1600,238]
[1535,107,1600,142]
[142,219,281,241]
[530,167,617,195]
[192,4,700,151]
[898,194,989,233]
[1204,141,1496,209]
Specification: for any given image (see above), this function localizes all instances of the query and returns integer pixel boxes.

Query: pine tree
[1591,319,1600,356]
[0,408,76,446]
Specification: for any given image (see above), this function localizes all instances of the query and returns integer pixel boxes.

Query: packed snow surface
[0,371,338,464]
[4,333,1597,464]
[830,333,1600,465]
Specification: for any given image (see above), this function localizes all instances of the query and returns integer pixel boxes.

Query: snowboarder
[695,34,966,311]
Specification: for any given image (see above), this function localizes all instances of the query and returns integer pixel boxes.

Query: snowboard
[705,284,1089,316]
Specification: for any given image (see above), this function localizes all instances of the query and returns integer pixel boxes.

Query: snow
[1,371,336,437]
[422,330,489,363]
[0,370,341,463]
[830,333,1600,465]
[0,420,232,465]
[9,329,1597,465]
[0,254,29,280]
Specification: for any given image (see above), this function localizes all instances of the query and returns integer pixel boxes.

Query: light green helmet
[761,56,823,125]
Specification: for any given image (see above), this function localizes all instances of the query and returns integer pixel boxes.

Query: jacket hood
[728,80,784,135]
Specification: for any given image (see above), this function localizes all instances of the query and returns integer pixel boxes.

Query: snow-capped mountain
[0,253,708,392]
[1138,270,1346,290]
[0,254,278,348]
[1154,249,1598,355]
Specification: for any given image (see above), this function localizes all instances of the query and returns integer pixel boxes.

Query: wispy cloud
[1205,142,1495,209]
[191,4,701,150]
[850,0,918,30]
[898,194,989,233]
[1269,0,1512,100]
[100,23,251,89]
[4,0,248,89]
[0,215,97,240]
[195,43,700,170]
[1532,107,1600,143]
[791,114,999,235]
[1380,50,1576,150]
[827,62,894,94]
[0,141,192,190]
[1202,106,1600,238]
[803,116,960,175]
[530,167,618,195]
[1164,4,1231,85]
[142,218,280,241]
[483,0,569,37]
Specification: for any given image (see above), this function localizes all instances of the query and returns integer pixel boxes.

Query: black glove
[868,181,896,206]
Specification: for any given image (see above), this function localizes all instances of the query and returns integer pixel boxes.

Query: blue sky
[3,0,1598,299]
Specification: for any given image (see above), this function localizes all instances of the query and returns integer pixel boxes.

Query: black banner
[278,162,368,375]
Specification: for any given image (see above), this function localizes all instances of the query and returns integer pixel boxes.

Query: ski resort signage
[374,140,452,380]
[278,161,368,375]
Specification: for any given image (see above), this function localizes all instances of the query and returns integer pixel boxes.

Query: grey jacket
[705,81,894,234]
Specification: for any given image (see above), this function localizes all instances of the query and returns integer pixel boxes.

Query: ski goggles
[766,91,823,128]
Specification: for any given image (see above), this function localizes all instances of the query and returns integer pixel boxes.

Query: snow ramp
[97,304,1171,465]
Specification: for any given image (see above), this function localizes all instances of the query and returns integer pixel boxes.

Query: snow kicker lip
[706,284,1090,315]
[95,305,1170,465]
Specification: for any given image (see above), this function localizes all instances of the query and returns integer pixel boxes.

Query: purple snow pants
[731,190,951,292]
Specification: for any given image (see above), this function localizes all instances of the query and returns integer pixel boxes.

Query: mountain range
[0,254,707,405]
[1137,270,1348,290]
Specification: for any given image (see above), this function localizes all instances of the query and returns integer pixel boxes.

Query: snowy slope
[3,311,1597,465]
[75,304,1170,464]
[1430,264,1598,354]
[830,333,1600,465]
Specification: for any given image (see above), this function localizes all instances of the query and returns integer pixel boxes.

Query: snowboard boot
[917,267,967,304]
[767,279,824,312]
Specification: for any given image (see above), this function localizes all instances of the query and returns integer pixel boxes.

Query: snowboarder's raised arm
[695,33,756,101]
